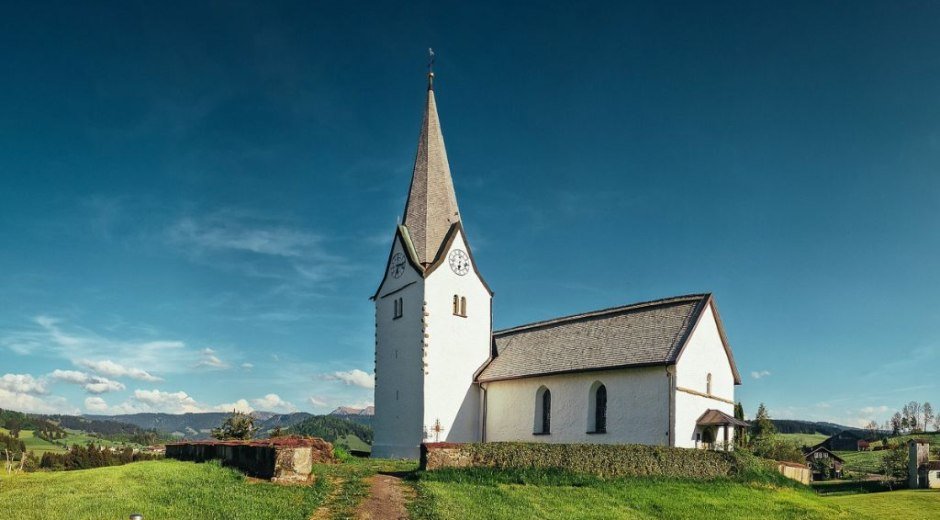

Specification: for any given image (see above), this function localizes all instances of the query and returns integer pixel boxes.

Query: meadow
[5,457,940,519]
[0,459,328,520]
[778,432,829,447]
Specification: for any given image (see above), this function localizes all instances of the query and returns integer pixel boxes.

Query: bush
[750,437,804,464]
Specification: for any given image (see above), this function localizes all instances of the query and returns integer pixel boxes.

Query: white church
[371,73,745,460]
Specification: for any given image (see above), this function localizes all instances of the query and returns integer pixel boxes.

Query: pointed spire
[401,72,461,266]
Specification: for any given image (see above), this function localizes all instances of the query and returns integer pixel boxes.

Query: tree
[269,426,284,438]
[924,402,934,432]
[733,402,747,447]
[865,420,879,439]
[751,403,775,440]
[211,411,255,441]
[891,412,903,436]
[881,441,909,490]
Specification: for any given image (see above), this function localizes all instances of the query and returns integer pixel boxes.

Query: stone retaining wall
[166,437,333,483]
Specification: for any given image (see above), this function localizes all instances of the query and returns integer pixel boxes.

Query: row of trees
[860,401,937,437]
[38,443,160,471]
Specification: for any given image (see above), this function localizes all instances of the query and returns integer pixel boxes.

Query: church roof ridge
[493,293,712,337]
[401,76,461,265]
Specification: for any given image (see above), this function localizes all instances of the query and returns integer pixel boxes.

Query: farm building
[802,446,844,480]
[371,72,743,459]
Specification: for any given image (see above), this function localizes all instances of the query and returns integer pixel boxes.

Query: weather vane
[428,48,435,89]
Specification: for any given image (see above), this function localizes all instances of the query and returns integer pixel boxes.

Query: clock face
[448,249,470,276]
[389,252,406,278]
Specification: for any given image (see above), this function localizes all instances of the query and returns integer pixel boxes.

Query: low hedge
[425,442,774,480]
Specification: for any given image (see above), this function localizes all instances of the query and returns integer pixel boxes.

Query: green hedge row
[436,442,763,479]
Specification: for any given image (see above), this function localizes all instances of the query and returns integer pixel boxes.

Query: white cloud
[307,396,328,407]
[133,389,205,414]
[195,348,230,370]
[84,396,109,412]
[50,369,125,394]
[0,373,48,394]
[214,399,254,413]
[78,359,162,382]
[251,393,298,413]
[168,216,322,258]
[750,370,771,380]
[241,363,254,370]
[327,369,375,389]
[0,388,78,414]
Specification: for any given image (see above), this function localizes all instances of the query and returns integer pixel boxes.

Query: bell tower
[371,72,493,459]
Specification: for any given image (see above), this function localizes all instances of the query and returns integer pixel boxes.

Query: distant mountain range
[330,406,374,416]
[82,408,373,439]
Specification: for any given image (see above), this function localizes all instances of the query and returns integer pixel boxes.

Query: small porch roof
[696,409,749,428]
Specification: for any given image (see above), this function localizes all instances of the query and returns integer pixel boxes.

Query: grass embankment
[0,459,328,520]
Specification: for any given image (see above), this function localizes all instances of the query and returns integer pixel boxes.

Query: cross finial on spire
[427,48,435,90]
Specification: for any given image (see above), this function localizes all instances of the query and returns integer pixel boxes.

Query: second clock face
[448,249,470,276]
[390,252,406,278]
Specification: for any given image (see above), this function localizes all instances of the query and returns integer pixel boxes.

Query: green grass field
[779,432,829,447]
[6,457,940,519]
[0,428,66,454]
[0,428,147,455]
[835,450,888,474]
[0,459,329,520]
[829,490,940,520]
[410,472,845,519]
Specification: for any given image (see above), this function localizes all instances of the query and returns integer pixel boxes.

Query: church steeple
[401,72,461,266]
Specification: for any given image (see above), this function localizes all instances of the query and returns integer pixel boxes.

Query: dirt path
[355,473,412,520]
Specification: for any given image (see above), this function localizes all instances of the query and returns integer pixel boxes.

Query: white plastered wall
[423,230,492,443]
[372,235,426,459]
[673,304,737,449]
[484,366,670,445]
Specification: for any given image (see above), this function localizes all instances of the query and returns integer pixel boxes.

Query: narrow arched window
[534,386,551,434]
[706,373,712,395]
[594,384,607,433]
[460,297,467,317]
[542,389,551,434]
[453,295,460,315]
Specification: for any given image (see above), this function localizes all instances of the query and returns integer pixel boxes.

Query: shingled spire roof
[401,73,461,266]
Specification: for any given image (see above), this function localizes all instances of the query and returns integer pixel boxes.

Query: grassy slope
[779,432,829,447]
[0,459,328,520]
[335,433,371,452]
[835,450,888,474]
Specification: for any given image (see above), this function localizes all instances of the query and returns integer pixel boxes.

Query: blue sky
[1,2,939,425]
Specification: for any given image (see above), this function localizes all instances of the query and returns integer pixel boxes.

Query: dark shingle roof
[477,293,740,383]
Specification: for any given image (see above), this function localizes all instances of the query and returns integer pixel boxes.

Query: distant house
[856,439,870,451]
[815,430,868,451]
[803,446,844,480]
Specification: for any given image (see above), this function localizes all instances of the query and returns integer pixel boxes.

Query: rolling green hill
[286,415,373,451]
[0,428,65,454]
